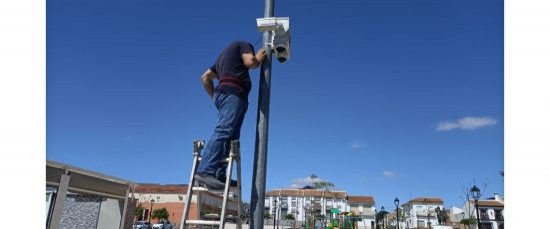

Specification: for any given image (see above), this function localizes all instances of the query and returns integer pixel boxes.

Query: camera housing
[256,17,291,63]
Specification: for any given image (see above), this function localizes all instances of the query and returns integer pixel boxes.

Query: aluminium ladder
[179,139,242,229]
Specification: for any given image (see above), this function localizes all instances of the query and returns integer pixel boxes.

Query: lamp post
[273,198,278,229]
[435,206,441,225]
[149,199,155,225]
[470,185,482,229]
[394,198,400,229]
[374,209,378,229]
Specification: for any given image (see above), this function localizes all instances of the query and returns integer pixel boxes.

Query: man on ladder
[196,41,266,189]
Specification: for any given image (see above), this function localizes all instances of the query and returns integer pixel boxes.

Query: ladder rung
[197,157,231,162]
[185,220,221,225]
[191,186,209,191]
[191,186,225,193]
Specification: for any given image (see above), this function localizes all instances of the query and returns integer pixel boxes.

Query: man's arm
[200,69,218,99]
[242,48,266,69]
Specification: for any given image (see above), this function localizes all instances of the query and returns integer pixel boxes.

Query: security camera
[256,17,291,63]
[273,29,290,63]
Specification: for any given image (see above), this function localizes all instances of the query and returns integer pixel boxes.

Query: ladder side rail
[218,149,236,228]
[236,141,243,229]
[180,140,204,229]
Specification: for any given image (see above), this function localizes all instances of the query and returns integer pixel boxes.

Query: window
[495,210,504,221]
[481,222,493,229]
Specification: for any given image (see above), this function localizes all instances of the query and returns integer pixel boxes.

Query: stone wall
[60,194,102,229]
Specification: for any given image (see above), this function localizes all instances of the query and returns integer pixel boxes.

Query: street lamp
[435,206,441,225]
[470,185,482,229]
[374,209,378,229]
[394,198,400,229]
[273,198,278,229]
[149,199,155,225]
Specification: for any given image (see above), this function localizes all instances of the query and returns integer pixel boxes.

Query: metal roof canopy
[46,160,134,229]
[46,160,133,199]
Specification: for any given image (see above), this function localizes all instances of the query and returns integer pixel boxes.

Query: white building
[265,189,376,228]
[462,193,504,229]
[401,197,444,229]
[348,196,376,228]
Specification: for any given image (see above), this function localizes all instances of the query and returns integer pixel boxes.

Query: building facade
[265,189,376,229]
[462,193,504,229]
[401,197,444,229]
[348,196,376,228]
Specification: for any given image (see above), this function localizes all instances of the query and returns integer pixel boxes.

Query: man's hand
[201,69,218,99]
[255,48,266,63]
[243,48,267,69]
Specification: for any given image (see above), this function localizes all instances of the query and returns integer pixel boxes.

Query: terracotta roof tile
[406,197,444,205]
[348,196,375,204]
[470,200,504,207]
[134,183,188,194]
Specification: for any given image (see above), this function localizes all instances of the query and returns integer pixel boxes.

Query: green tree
[134,204,145,220]
[460,218,477,225]
[284,214,296,228]
[284,214,296,220]
[309,174,335,190]
[152,207,170,220]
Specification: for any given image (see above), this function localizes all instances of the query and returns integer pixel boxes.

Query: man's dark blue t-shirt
[209,41,255,99]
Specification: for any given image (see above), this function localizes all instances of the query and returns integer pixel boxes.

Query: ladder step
[197,157,231,162]
[191,186,226,193]
[185,220,221,225]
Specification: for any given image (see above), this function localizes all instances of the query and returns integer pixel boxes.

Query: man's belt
[219,77,244,90]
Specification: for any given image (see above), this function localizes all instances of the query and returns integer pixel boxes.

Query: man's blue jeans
[197,91,248,180]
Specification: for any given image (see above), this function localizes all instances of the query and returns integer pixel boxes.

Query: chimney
[493,192,500,201]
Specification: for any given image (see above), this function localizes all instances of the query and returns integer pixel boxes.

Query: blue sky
[46,0,504,209]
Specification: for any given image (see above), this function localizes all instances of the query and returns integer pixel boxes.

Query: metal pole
[250,0,274,228]
[474,200,481,229]
[396,207,399,229]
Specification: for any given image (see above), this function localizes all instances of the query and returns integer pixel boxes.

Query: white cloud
[436,116,497,131]
[123,136,135,142]
[350,140,365,149]
[382,171,397,178]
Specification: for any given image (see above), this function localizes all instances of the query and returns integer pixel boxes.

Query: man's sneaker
[218,177,238,187]
[195,173,225,190]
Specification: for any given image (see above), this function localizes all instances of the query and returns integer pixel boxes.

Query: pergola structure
[46,160,134,229]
